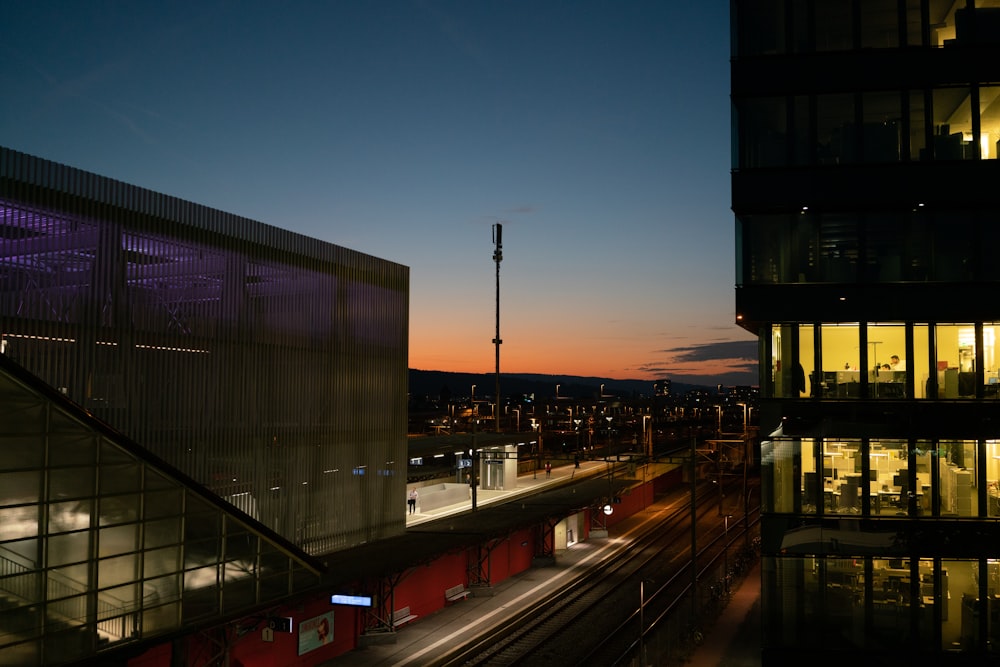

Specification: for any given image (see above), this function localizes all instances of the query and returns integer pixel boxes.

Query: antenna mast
[492,224,503,433]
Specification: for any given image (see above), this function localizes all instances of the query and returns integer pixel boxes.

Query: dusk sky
[1,1,756,386]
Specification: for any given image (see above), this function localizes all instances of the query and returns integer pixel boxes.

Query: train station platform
[320,458,763,666]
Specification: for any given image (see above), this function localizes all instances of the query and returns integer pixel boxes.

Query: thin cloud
[658,340,757,363]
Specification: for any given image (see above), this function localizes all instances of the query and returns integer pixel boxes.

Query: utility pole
[492,223,503,433]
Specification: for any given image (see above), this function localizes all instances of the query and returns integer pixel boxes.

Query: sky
[1,1,757,386]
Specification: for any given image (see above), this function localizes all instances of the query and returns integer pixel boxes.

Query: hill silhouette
[408,369,706,401]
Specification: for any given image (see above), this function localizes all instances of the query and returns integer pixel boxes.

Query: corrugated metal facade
[0,146,409,556]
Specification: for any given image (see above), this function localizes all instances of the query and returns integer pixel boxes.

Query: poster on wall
[297,611,335,655]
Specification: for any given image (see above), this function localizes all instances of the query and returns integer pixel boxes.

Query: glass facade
[734,0,1000,662]
[0,356,322,664]
[1,147,410,558]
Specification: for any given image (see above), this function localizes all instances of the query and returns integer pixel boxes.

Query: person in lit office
[890,355,906,371]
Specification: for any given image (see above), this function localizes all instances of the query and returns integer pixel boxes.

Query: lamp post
[723,515,733,594]
[531,421,540,479]
[471,385,478,511]
[605,416,613,460]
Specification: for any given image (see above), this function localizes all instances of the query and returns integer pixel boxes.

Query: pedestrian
[408,488,418,514]
[545,461,552,478]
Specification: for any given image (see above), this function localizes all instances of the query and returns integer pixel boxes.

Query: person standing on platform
[408,488,418,514]
[545,461,552,478]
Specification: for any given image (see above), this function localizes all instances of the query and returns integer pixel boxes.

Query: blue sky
[1,1,756,385]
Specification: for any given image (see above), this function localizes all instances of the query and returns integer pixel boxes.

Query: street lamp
[531,421,540,479]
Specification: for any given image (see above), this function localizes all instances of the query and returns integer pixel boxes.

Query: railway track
[432,476,757,667]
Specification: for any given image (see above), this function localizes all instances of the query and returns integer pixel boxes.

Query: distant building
[733,2,1000,663]
[0,147,408,664]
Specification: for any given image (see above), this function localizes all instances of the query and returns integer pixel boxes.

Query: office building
[0,146,408,664]
[732,1,1000,663]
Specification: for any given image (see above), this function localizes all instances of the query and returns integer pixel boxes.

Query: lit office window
[799,438,819,515]
[866,324,906,398]
[870,558,916,647]
[761,437,799,513]
[825,557,865,647]
[932,88,975,159]
[941,560,979,651]
[979,85,1000,159]
[936,440,977,517]
[824,440,862,514]
[934,325,977,398]
[770,324,809,398]
[800,324,816,397]
[983,324,1000,398]
[988,441,1000,517]
[989,559,1000,654]
[870,440,908,515]
[819,324,861,398]
[913,324,932,398]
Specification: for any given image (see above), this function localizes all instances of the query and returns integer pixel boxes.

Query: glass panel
[988,559,1000,653]
[99,494,139,527]
[98,523,138,558]
[904,0,924,47]
[862,92,903,162]
[820,324,861,398]
[48,499,91,533]
[989,441,1000,517]
[933,88,975,159]
[47,434,97,467]
[871,558,912,646]
[914,440,933,516]
[771,324,807,397]
[980,85,1000,159]
[761,438,798,513]
[867,324,907,398]
[865,215,906,282]
[0,437,45,470]
[100,463,140,495]
[861,0,900,49]
[739,97,787,168]
[910,91,928,161]
[827,557,865,648]
[801,325,816,397]
[747,215,796,284]
[800,438,819,514]
[914,324,931,398]
[815,0,853,51]
[143,600,180,634]
[144,488,183,520]
[0,470,41,505]
[931,0,959,46]
[144,517,182,549]
[824,440,862,514]
[985,324,1000,398]
[48,466,95,500]
[942,560,978,650]
[791,95,811,165]
[144,545,182,578]
[0,504,39,542]
[48,531,90,568]
[936,325,977,398]
[737,0,786,56]
[99,554,138,590]
[871,440,909,516]
[818,94,857,165]
[818,214,859,282]
[938,440,977,517]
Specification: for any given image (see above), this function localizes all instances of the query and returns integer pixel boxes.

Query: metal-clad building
[0,146,409,557]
